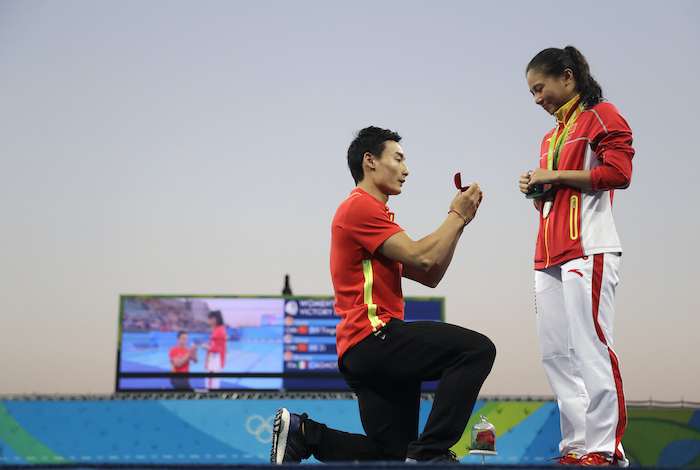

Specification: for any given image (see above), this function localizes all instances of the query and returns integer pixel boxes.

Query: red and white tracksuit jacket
[534,97,634,269]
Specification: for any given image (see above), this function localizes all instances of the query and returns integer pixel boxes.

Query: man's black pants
[302,319,496,461]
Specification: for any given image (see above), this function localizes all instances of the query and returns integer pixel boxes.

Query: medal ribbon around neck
[526,103,585,200]
[547,103,584,171]
[540,103,584,218]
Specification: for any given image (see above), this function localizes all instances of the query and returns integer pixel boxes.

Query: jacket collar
[555,93,583,125]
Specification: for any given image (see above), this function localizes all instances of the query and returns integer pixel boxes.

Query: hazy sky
[1,0,698,402]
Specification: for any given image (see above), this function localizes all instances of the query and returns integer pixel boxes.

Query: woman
[201,310,227,389]
[519,46,634,467]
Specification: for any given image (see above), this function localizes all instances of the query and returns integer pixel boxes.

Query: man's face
[178,333,188,347]
[372,140,409,196]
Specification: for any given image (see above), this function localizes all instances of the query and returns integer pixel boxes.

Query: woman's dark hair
[347,126,402,184]
[208,310,223,326]
[526,46,604,107]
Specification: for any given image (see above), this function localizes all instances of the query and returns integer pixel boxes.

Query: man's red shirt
[330,188,405,359]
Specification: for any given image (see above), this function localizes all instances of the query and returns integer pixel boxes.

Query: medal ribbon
[540,101,584,218]
[546,103,584,171]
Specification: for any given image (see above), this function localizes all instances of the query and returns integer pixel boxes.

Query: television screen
[116,295,444,392]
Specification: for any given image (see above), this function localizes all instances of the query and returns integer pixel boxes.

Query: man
[270,126,496,464]
[169,331,197,389]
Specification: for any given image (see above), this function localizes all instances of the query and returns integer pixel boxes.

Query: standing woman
[201,310,227,389]
[519,46,634,466]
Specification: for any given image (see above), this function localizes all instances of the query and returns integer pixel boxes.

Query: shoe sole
[270,407,290,464]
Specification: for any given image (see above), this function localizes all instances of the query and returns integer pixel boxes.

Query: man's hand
[449,182,482,225]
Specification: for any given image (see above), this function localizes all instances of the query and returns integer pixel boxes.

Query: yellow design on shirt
[362,259,386,331]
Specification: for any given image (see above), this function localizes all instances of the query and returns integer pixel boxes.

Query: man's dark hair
[347,126,402,184]
[177,331,187,339]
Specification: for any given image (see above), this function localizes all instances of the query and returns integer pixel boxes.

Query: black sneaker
[429,451,460,463]
[405,450,460,464]
[270,407,311,464]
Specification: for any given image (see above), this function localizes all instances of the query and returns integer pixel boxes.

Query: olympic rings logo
[246,414,275,443]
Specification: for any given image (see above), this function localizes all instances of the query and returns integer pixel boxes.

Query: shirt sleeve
[343,196,404,255]
[589,103,635,191]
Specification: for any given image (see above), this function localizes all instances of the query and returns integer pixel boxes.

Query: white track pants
[535,253,627,465]
[206,352,223,389]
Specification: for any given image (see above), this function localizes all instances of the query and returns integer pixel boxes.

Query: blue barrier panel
[1,399,699,466]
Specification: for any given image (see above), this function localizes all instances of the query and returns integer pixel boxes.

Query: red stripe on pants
[591,254,627,461]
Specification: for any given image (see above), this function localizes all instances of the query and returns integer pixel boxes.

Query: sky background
[1,0,698,402]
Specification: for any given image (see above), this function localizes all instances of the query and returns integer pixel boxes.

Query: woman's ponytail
[563,46,604,107]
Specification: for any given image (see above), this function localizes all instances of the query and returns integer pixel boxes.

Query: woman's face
[526,68,576,115]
